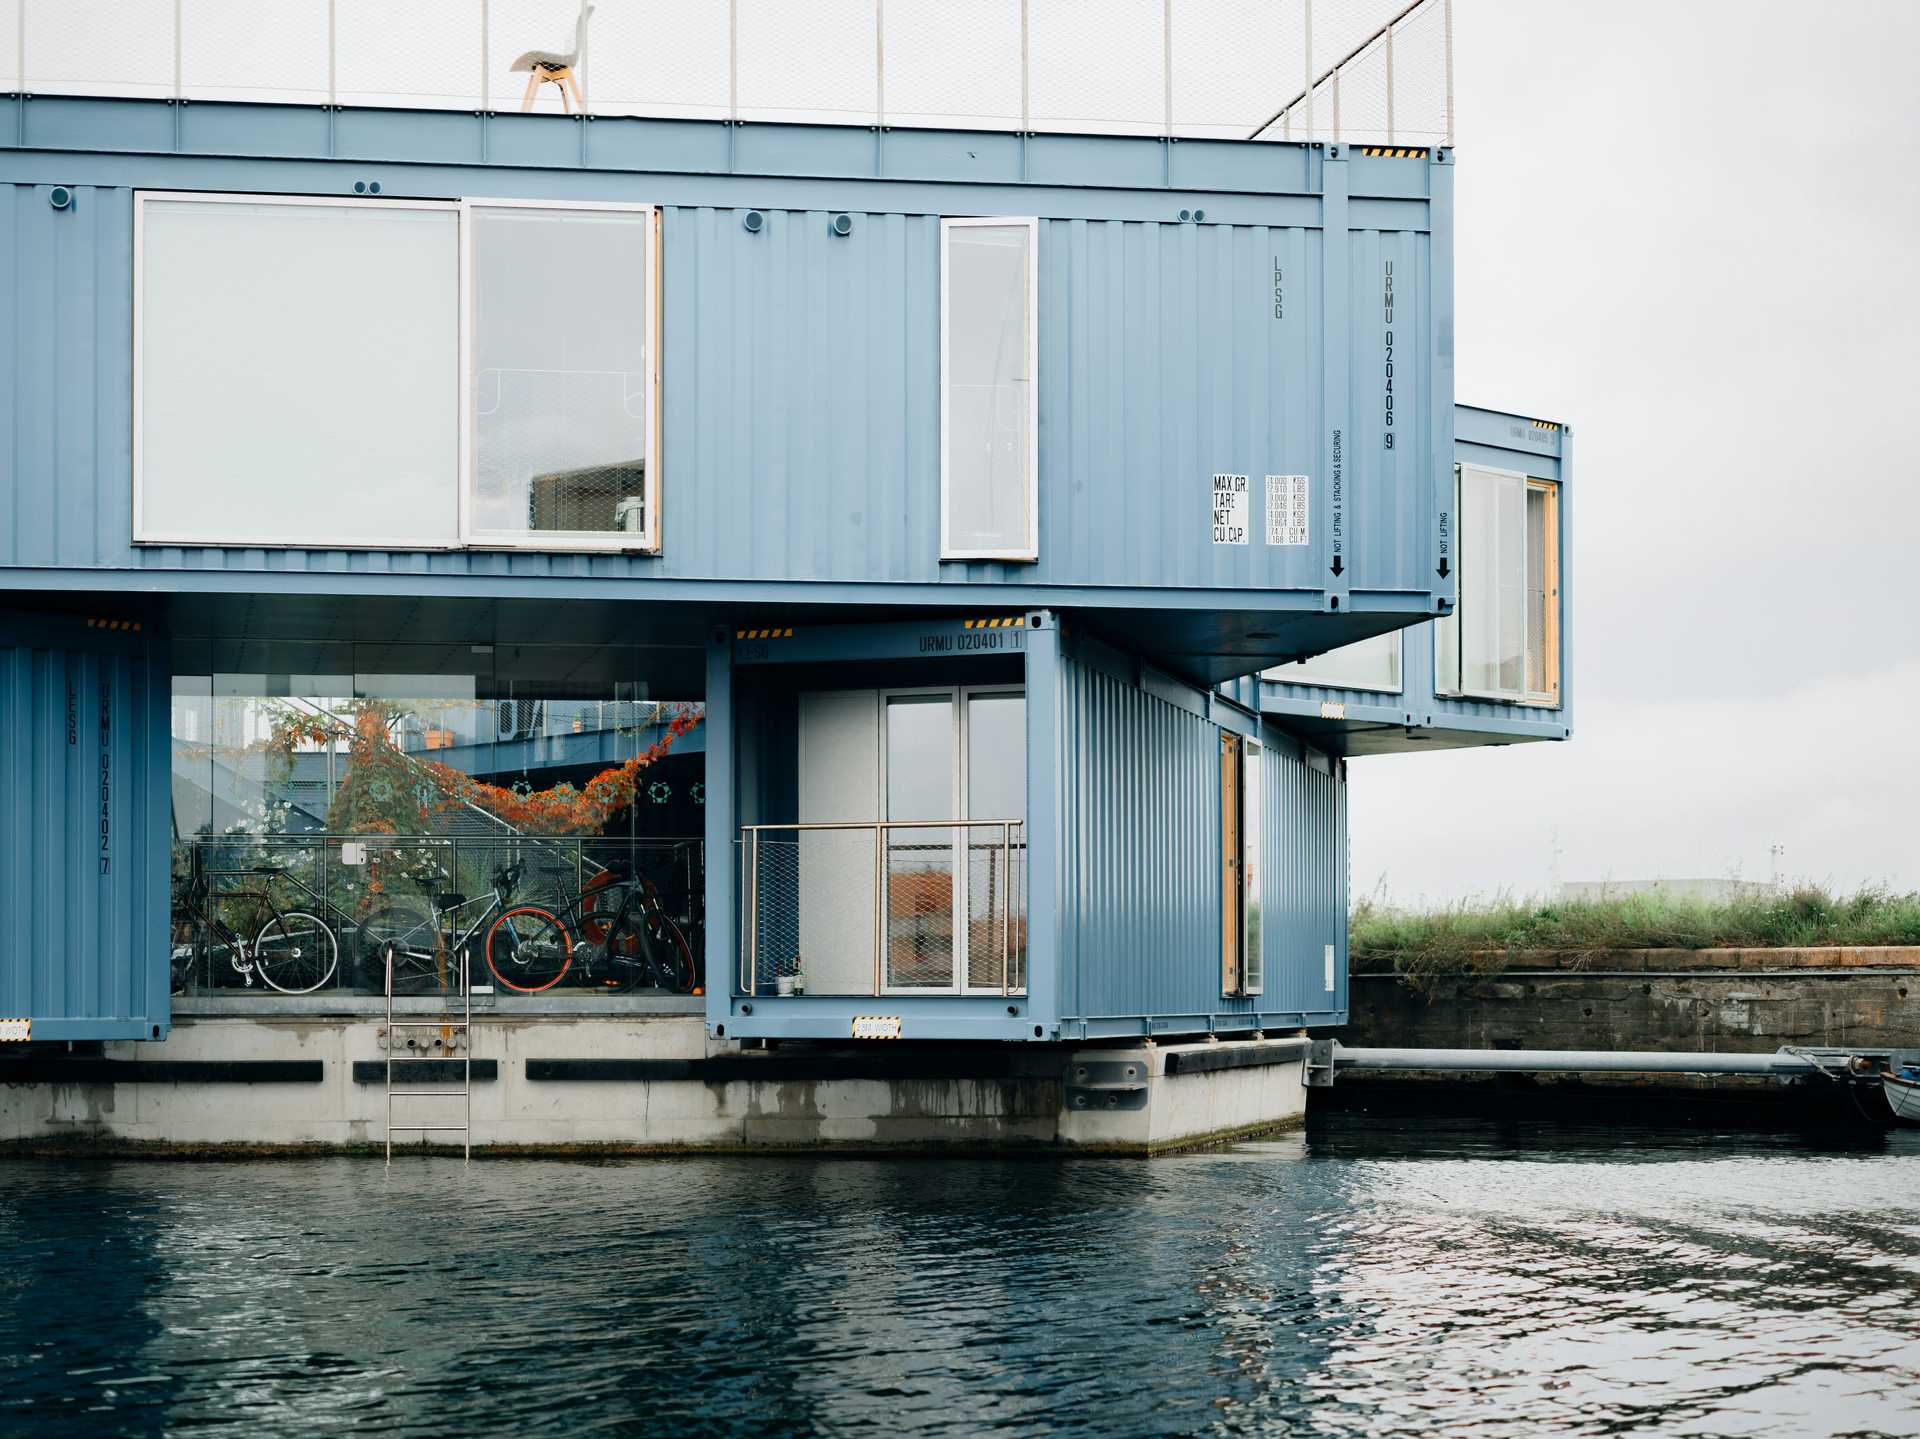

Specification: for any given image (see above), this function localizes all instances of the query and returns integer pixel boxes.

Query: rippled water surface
[3,1118,1919,1437]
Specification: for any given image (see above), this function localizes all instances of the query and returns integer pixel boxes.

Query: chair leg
[565,70,584,113]
[520,70,541,111]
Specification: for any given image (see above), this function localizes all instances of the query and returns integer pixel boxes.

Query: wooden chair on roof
[512,4,593,113]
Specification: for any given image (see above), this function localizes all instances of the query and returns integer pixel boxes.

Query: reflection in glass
[944,222,1034,556]
[470,206,651,542]
[885,695,956,989]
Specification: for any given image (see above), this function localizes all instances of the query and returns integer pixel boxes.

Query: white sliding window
[1436,463,1561,705]
[1266,631,1403,693]
[465,201,659,551]
[941,216,1039,561]
[136,194,460,547]
[1242,739,1264,996]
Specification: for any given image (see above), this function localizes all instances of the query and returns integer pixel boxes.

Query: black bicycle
[359,862,527,995]
[170,864,340,995]
[484,862,695,994]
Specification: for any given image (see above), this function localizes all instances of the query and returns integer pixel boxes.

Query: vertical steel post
[1161,0,1173,138]
[874,0,885,129]
[327,0,337,108]
[462,944,471,1163]
[872,824,884,996]
[384,943,393,1165]
[1019,0,1029,130]
[746,828,759,995]
[1331,65,1339,142]
[480,0,489,110]
[172,0,182,101]
[1385,22,1395,144]
[1302,0,1313,143]
[1000,821,1011,996]
[728,0,738,123]
[1443,0,1454,147]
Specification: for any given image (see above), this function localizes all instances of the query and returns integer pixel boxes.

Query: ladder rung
[386,1124,470,1132]
[384,1054,470,1061]
[388,1089,469,1098]
[387,1020,470,1029]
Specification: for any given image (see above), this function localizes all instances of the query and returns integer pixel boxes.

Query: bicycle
[485,861,696,995]
[359,861,531,995]
[170,864,341,995]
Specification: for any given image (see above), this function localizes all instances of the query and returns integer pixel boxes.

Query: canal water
[3,1118,1917,1437]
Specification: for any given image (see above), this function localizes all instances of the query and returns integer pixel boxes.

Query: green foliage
[1351,884,1920,994]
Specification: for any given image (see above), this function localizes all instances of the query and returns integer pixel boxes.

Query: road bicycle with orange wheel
[484,864,696,995]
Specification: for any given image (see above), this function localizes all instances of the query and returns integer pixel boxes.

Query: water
[3,1118,1918,1437]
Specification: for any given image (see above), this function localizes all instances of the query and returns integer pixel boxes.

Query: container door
[0,612,170,1042]
[795,690,880,995]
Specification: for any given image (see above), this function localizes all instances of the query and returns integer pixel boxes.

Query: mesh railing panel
[740,823,1025,998]
[16,0,1452,146]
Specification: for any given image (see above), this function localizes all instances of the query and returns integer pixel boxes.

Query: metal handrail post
[746,827,760,996]
[1004,822,1016,995]
[462,944,472,1164]
[872,823,884,996]
[384,944,393,1166]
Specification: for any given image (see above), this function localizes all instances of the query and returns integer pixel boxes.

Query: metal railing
[5,0,1453,146]
[171,832,701,997]
[740,820,1026,999]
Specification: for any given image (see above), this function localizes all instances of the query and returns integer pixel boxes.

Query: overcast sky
[1349,0,1920,902]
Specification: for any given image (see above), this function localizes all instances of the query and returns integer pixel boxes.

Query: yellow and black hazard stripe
[84,618,143,631]
[734,627,795,640]
[1531,419,1561,433]
[961,616,1023,630]
[1360,146,1429,159]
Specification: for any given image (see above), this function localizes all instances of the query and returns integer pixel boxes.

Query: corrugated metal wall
[0,613,171,1041]
[3,168,1435,600]
[1053,640,1344,1031]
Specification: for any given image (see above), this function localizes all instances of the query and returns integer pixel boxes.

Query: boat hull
[1884,1074,1920,1124]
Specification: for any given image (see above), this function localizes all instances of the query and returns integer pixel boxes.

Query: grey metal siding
[1054,643,1345,1032]
[2,127,1447,609]
[0,613,170,1041]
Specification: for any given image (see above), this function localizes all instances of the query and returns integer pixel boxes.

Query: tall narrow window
[941,217,1039,561]
[466,202,658,551]
[1242,740,1264,996]
[1436,464,1561,705]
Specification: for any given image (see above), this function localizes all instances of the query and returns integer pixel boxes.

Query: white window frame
[939,215,1041,563]
[1265,631,1405,695]
[1435,462,1562,707]
[132,190,464,550]
[459,197,663,554]
[1241,737,1264,998]
[877,683,1028,997]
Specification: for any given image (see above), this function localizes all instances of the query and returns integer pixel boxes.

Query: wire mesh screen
[12,0,1453,145]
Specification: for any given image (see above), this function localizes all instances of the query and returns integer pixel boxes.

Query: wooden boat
[1884,1068,1920,1124]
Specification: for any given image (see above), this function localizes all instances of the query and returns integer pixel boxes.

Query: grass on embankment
[1350,884,1920,992]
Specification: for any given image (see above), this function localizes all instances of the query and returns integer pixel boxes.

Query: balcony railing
[740,821,1027,998]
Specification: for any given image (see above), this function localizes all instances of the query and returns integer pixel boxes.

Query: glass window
[1243,741,1263,996]
[137,195,459,547]
[884,694,958,990]
[942,218,1038,560]
[468,204,656,549]
[964,692,1026,994]
[1266,631,1402,693]
[1435,465,1560,705]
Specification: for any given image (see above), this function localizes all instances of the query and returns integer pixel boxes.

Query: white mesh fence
[5,0,1451,145]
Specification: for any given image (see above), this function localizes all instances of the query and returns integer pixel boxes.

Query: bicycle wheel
[359,900,446,994]
[486,907,573,993]
[253,911,339,994]
[640,904,697,994]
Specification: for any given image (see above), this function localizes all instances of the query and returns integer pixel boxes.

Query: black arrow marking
[1329,555,1345,577]
[1436,558,1450,579]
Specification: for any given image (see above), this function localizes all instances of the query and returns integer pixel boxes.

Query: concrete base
[0,1018,1309,1155]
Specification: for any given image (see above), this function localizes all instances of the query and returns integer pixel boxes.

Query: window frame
[458,197,663,554]
[1435,462,1563,708]
[876,683,1028,998]
[939,214,1041,564]
[132,189,464,551]
[1220,730,1268,999]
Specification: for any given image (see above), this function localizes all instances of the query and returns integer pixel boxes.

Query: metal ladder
[384,945,472,1163]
